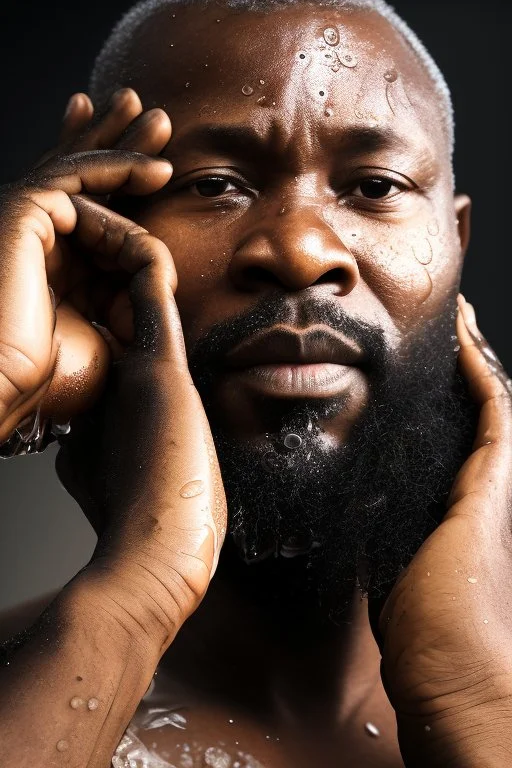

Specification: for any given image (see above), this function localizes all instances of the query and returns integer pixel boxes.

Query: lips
[225,326,364,369]
[222,326,365,399]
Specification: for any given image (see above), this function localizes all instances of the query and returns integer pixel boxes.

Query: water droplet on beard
[283,433,302,449]
[179,479,206,498]
[323,27,339,46]
[384,68,398,82]
[242,85,254,96]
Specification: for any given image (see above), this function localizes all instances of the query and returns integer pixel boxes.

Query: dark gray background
[0,0,508,610]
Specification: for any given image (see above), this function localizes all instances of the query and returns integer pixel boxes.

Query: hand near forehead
[0,88,171,440]
[0,90,227,766]
[374,298,512,767]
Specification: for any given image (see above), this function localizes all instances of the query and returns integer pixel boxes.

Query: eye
[190,176,240,198]
[352,177,402,200]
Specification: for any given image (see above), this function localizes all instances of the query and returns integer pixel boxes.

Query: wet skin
[117,4,470,450]
[84,6,469,765]
[8,4,512,768]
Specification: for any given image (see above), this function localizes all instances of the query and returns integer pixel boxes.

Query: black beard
[188,294,477,622]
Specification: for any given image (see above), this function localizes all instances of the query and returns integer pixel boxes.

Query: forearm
[0,568,171,768]
[398,704,512,768]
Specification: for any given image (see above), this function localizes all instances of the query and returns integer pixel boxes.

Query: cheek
[132,202,233,339]
[326,209,462,327]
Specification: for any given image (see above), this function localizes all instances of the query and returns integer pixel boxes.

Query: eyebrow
[169,122,420,162]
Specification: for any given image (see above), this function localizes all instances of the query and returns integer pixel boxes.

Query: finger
[59,93,94,144]
[31,149,173,196]
[72,88,143,152]
[69,195,182,363]
[114,108,172,155]
[457,294,512,445]
[444,295,512,516]
[40,301,111,421]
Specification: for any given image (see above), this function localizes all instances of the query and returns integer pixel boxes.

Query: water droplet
[297,51,307,61]
[340,52,357,68]
[259,79,265,85]
[384,68,398,82]
[279,206,286,215]
[56,740,69,752]
[204,746,231,767]
[425,725,431,733]
[323,27,339,46]
[185,82,190,88]
[484,619,489,624]
[256,96,266,105]
[324,108,333,117]
[242,85,254,96]
[427,218,440,236]
[319,90,326,97]
[365,722,380,738]
[467,577,478,584]
[179,479,205,498]
[216,18,221,22]
[228,718,234,723]
[70,696,84,709]
[283,433,302,449]
[87,697,99,710]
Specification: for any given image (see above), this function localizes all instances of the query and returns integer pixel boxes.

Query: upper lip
[225,326,364,369]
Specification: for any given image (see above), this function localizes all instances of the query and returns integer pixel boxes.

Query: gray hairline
[89,0,455,160]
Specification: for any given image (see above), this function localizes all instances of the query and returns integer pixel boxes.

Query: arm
[0,95,226,766]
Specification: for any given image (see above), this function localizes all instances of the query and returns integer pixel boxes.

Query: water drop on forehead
[384,68,398,82]
[242,84,254,96]
[323,27,339,46]
[340,52,357,68]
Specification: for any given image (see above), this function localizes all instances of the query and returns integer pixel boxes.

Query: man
[0,0,511,766]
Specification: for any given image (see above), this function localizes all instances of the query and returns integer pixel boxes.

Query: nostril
[314,268,348,285]
[240,265,283,287]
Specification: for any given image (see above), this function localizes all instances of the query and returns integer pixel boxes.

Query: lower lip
[226,363,357,398]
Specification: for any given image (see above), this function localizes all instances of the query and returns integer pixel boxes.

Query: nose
[228,207,359,295]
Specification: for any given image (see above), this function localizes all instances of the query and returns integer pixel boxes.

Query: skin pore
[64,3,474,766]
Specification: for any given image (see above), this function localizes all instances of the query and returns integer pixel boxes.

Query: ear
[454,194,471,259]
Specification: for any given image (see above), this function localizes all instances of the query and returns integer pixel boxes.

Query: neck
[162,545,384,731]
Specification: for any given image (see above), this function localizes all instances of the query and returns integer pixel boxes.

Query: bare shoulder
[0,591,58,643]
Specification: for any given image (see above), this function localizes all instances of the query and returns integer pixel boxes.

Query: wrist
[67,558,185,659]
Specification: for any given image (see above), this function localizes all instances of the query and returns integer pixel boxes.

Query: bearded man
[0,1,511,766]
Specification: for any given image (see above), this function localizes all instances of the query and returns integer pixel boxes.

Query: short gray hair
[89,0,454,156]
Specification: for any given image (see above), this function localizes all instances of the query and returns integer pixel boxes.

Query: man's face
[115,4,474,609]
[125,3,468,444]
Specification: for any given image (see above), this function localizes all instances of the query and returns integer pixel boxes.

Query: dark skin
[1,5,512,767]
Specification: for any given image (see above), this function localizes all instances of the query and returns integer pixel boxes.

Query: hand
[377,296,512,767]
[55,195,227,649]
[0,88,171,441]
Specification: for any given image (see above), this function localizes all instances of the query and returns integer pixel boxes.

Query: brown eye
[193,178,234,197]
[357,178,395,199]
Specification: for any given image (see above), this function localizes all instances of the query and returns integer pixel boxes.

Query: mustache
[187,293,389,384]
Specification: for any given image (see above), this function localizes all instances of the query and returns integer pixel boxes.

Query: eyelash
[179,174,409,203]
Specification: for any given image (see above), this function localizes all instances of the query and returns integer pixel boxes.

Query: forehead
[126,3,447,164]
